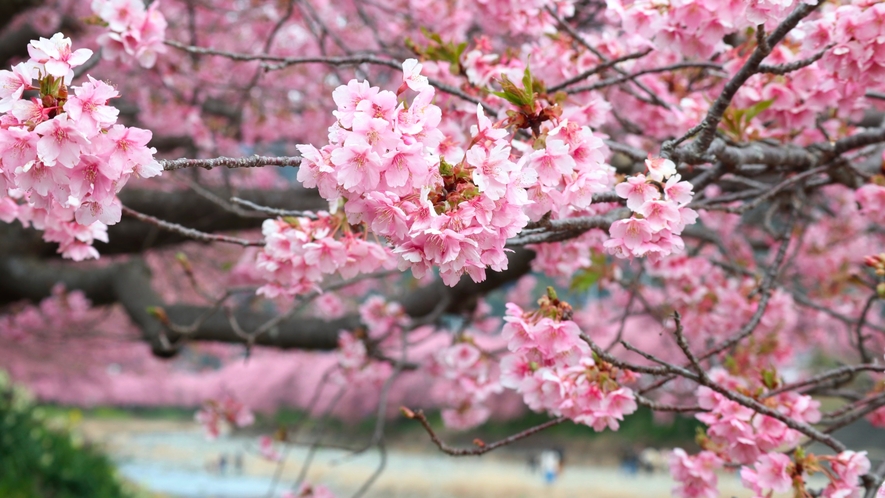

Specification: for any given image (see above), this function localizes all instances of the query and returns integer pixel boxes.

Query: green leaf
[491,74,534,107]
[438,158,454,177]
[761,368,778,390]
[743,98,775,122]
[408,29,467,74]
[569,250,608,293]
[522,65,533,100]
[570,268,602,292]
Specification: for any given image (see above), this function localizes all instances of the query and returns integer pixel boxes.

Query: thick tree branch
[0,244,536,357]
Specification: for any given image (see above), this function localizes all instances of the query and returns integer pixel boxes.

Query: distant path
[82,418,756,498]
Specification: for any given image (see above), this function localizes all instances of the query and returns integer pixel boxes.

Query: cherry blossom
[27,33,93,84]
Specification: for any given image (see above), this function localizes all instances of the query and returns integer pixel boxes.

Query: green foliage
[569,250,609,293]
[0,372,134,498]
[721,99,775,140]
[492,65,537,108]
[404,29,468,75]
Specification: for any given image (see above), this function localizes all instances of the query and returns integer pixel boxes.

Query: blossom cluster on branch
[0,33,161,259]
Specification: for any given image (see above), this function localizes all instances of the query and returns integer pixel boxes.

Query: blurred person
[539,448,563,485]
[620,446,640,475]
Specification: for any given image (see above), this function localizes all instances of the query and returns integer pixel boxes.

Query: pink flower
[330,139,382,192]
[638,199,681,231]
[856,184,885,225]
[499,354,533,389]
[75,196,122,226]
[440,343,482,372]
[829,451,870,486]
[11,98,49,125]
[468,142,515,200]
[195,405,221,440]
[364,192,410,239]
[646,156,677,182]
[34,115,90,168]
[65,76,120,135]
[664,176,694,206]
[296,144,339,201]
[93,0,146,32]
[0,126,39,170]
[355,89,398,123]
[93,0,167,68]
[93,124,155,177]
[351,114,399,153]
[670,449,723,498]
[401,58,429,92]
[615,174,660,211]
[27,33,93,84]
[381,142,426,189]
[258,435,281,461]
[607,217,653,251]
[313,293,345,319]
[469,104,508,146]
[528,139,576,186]
[302,238,347,273]
[749,453,793,493]
[0,63,33,112]
[332,79,379,129]
[534,318,582,355]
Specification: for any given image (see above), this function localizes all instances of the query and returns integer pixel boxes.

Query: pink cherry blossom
[64,76,120,135]
[615,174,660,211]
[27,33,93,84]
[0,63,33,113]
[741,453,793,494]
[670,449,723,498]
[34,115,90,168]
[401,58,429,92]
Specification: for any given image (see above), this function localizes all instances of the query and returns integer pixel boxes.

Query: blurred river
[83,419,754,498]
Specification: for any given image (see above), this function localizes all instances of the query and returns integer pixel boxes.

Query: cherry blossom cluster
[740,450,871,498]
[359,295,409,339]
[298,60,532,287]
[0,33,161,260]
[333,331,391,387]
[604,157,697,261]
[804,2,885,97]
[91,0,167,68]
[499,288,638,431]
[430,341,502,430]
[0,284,92,342]
[606,0,813,59]
[696,381,821,466]
[255,214,395,298]
[194,394,255,439]
[669,449,723,498]
[523,120,614,221]
[669,368,824,498]
[855,182,885,225]
[642,254,799,373]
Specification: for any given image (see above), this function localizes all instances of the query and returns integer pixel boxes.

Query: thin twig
[161,155,302,171]
[121,205,263,246]
[230,197,318,219]
[406,409,566,456]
